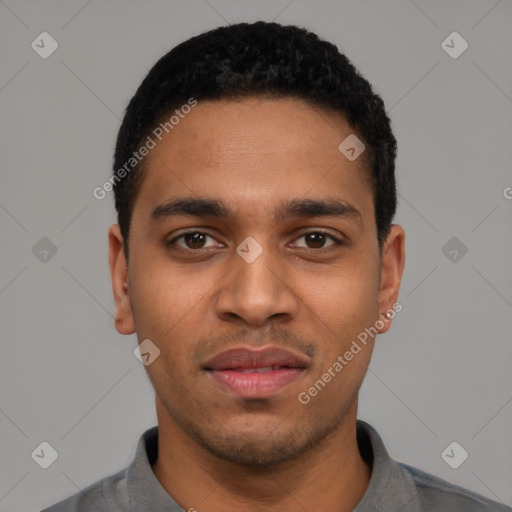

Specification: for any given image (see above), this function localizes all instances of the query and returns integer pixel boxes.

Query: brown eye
[292,231,341,250]
[183,233,207,249]
[304,233,328,248]
[168,232,221,250]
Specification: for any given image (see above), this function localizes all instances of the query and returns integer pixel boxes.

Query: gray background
[1,0,511,510]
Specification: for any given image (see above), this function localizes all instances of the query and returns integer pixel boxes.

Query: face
[109,97,404,466]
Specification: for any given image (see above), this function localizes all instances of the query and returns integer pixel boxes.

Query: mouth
[203,347,309,399]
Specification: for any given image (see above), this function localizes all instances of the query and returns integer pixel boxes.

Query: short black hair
[113,21,397,260]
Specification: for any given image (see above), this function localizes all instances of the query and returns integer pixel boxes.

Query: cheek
[299,275,377,410]
[304,260,380,341]
[130,250,214,333]
[296,263,379,399]
[129,252,232,381]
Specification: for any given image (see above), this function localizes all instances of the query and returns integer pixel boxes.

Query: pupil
[182,233,326,250]
[186,233,205,248]
[307,233,325,248]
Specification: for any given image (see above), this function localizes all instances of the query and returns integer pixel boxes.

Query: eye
[291,231,343,250]
[166,230,344,253]
[168,231,223,250]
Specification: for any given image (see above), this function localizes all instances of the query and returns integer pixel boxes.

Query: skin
[109,97,405,512]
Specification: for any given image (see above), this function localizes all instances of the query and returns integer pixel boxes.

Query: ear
[108,224,136,335]
[377,224,405,334]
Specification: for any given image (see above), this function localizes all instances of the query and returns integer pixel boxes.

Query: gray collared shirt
[42,420,511,511]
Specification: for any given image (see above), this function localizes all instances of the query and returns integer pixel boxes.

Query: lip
[203,346,309,399]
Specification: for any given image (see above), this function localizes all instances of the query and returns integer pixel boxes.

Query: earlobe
[377,224,405,334]
[108,224,136,335]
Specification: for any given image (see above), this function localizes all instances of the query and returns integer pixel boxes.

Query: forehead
[133,97,374,225]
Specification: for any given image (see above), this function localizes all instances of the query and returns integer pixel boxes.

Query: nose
[213,240,299,327]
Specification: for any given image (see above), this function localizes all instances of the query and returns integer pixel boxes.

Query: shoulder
[40,467,129,512]
[399,462,511,512]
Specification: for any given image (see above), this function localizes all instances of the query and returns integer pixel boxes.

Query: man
[43,21,510,512]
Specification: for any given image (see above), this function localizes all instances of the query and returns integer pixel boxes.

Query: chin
[188,418,339,467]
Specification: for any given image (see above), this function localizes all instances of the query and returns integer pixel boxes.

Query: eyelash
[166,230,345,253]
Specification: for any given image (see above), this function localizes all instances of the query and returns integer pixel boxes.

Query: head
[109,21,405,466]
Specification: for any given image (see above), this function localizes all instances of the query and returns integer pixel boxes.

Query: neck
[152,397,371,512]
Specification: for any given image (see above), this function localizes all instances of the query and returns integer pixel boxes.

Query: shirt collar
[354,420,421,511]
[126,420,421,510]
[126,426,182,510]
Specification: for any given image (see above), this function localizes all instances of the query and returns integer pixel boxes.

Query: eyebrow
[149,197,362,225]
